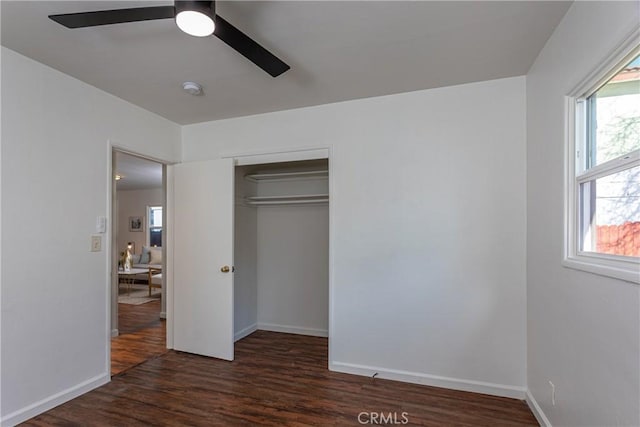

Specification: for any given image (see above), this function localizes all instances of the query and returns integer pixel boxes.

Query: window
[565,43,640,283]
[148,206,162,247]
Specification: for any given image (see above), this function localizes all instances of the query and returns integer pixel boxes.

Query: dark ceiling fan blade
[49,6,176,29]
[214,15,290,78]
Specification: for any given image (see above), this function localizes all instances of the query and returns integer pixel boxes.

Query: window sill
[562,256,639,284]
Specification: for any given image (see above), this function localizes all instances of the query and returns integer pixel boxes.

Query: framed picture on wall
[129,216,144,232]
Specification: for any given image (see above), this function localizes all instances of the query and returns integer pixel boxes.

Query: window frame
[147,205,163,247]
[563,32,640,284]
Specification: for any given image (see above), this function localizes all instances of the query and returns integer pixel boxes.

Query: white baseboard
[1,373,109,426]
[235,323,258,342]
[258,322,328,337]
[330,361,526,400]
[526,390,551,427]
[111,328,119,337]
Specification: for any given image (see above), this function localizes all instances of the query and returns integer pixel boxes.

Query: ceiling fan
[48,1,290,77]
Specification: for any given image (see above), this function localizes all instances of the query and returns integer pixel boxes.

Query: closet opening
[234,159,329,360]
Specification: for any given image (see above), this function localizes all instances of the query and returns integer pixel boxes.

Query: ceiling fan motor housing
[175,1,215,21]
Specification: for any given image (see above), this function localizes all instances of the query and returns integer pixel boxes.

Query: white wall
[116,188,163,255]
[257,204,329,336]
[526,2,640,426]
[0,47,180,425]
[253,173,329,336]
[183,76,527,397]
[234,167,258,339]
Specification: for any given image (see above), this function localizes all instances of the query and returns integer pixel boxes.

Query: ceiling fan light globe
[176,11,215,37]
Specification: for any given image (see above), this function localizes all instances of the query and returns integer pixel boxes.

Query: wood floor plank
[25,331,538,426]
[111,300,168,375]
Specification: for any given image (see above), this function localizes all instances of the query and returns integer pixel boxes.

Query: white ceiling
[115,151,162,191]
[1,1,571,125]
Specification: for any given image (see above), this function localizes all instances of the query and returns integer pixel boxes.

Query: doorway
[111,150,168,375]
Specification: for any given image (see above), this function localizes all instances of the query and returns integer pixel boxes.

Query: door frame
[108,144,171,367]
[220,145,334,365]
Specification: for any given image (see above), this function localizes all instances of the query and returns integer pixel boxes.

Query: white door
[173,159,234,360]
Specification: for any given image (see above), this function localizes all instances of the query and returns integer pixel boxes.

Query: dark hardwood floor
[111,300,168,376]
[117,298,163,336]
[26,331,537,426]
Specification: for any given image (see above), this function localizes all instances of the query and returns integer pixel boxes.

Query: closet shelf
[245,193,329,206]
[245,170,328,182]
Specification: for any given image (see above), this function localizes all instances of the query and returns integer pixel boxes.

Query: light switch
[96,216,107,233]
[91,235,102,252]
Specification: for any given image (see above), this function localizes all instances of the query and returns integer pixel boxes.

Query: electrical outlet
[91,235,102,252]
[549,381,556,406]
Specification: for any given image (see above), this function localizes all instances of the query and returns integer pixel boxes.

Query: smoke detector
[182,81,204,96]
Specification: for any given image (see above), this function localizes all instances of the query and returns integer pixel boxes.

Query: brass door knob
[221,265,230,273]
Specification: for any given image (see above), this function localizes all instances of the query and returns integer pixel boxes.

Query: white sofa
[131,246,162,270]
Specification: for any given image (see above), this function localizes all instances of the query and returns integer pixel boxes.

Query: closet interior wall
[234,160,329,340]
[234,167,258,340]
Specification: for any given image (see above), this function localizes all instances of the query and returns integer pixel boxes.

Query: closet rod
[245,199,329,206]
[245,170,328,182]
[246,193,328,201]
